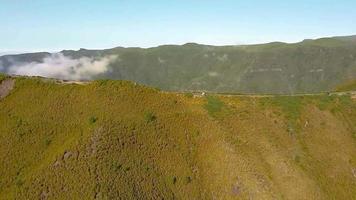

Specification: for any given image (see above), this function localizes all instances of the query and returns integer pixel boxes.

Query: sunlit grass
[0,76,355,199]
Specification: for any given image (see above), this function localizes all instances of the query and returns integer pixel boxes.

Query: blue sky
[0,0,355,52]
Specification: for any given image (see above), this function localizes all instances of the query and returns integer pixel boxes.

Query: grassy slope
[335,79,356,92]
[0,77,355,199]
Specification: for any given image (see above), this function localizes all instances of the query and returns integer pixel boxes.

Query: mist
[6,53,117,80]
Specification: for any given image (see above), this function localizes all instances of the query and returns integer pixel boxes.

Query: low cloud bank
[6,53,117,80]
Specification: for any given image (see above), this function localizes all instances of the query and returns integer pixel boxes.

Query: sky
[1,0,356,52]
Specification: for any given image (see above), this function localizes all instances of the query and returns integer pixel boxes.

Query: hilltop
[1,35,356,94]
[0,75,355,199]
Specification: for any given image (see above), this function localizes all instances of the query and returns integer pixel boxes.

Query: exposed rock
[40,187,50,200]
[232,184,240,195]
[0,79,15,99]
[53,160,61,167]
[63,151,72,160]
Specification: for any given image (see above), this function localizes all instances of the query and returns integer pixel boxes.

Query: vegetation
[1,35,356,94]
[0,76,355,199]
[266,96,303,121]
[144,111,156,123]
[0,73,7,82]
[204,96,225,116]
[335,79,356,91]
[184,92,193,98]
[89,116,98,125]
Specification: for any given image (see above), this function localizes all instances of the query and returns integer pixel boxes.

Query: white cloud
[7,53,117,80]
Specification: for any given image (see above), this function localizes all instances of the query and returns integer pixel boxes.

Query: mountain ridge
[1,35,356,94]
[2,34,356,56]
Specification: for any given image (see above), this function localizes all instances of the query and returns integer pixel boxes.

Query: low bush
[0,73,7,82]
[184,93,193,98]
[144,111,156,123]
[89,116,98,125]
[204,96,224,116]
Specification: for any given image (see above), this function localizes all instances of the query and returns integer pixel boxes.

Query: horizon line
[1,34,355,56]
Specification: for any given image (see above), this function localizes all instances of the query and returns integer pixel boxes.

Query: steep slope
[0,52,51,70]
[0,76,355,199]
[333,35,356,43]
[1,35,356,94]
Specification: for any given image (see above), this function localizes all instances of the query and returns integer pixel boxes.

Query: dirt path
[0,79,15,100]
[211,91,356,98]
[58,80,90,85]
[174,90,356,98]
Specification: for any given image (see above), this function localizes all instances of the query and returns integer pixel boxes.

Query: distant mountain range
[1,35,356,94]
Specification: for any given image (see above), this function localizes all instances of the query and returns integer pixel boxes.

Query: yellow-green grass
[0,73,7,82]
[335,79,356,92]
[0,77,355,199]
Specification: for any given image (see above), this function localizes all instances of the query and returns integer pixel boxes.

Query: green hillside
[0,76,355,199]
[1,35,356,94]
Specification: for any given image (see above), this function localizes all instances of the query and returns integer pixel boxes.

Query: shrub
[338,95,352,106]
[271,96,302,122]
[96,79,110,87]
[184,93,193,98]
[15,178,24,187]
[204,96,224,116]
[0,73,7,82]
[111,162,122,172]
[44,138,52,146]
[89,116,98,125]
[316,95,335,110]
[125,167,130,172]
[261,96,303,134]
[144,111,156,123]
